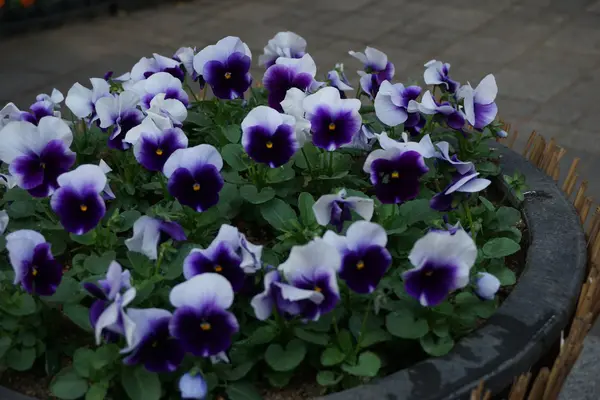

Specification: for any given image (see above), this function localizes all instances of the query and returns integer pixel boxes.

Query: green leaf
[496,206,521,227]
[321,346,346,366]
[483,238,520,258]
[43,277,81,304]
[127,251,154,277]
[360,329,393,348]
[420,333,455,356]
[50,367,89,399]
[298,192,316,227]
[240,185,276,204]
[386,311,429,339]
[222,144,249,171]
[6,347,36,371]
[265,339,307,372]
[186,111,211,127]
[244,325,278,346]
[225,382,264,400]
[85,382,109,400]
[0,336,12,358]
[84,251,116,274]
[478,196,495,211]
[316,371,343,387]
[92,344,120,370]
[118,210,142,232]
[399,199,440,225]
[73,348,95,378]
[265,370,294,388]
[63,304,92,332]
[164,243,196,280]
[293,144,319,170]
[70,231,96,245]
[337,329,354,354]
[266,163,295,183]
[6,293,37,316]
[223,125,242,143]
[121,366,161,400]
[20,332,36,347]
[260,198,297,231]
[341,351,381,377]
[487,264,516,286]
[221,361,255,381]
[8,200,37,218]
[294,327,329,346]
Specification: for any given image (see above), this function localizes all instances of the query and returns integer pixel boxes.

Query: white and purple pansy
[313,189,374,232]
[94,286,137,346]
[50,164,108,235]
[474,272,501,300]
[281,87,311,146]
[259,31,307,68]
[457,74,498,130]
[263,54,318,111]
[132,72,190,110]
[302,86,361,151]
[130,53,185,82]
[424,60,459,94]
[241,105,298,168]
[374,80,422,128]
[124,111,189,172]
[6,230,62,296]
[344,124,376,151]
[148,93,188,126]
[251,270,290,321]
[36,88,64,106]
[179,372,208,399]
[65,78,111,122]
[364,145,429,204]
[408,90,465,130]
[95,90,144,150]
[323,221,391,294]
[403,228,477,307]
[430,165,491,212]
[193,36,252,100]
[349,46,395,98]
[174,47,200,82]
[162,144,224,212]
[327,63,353,98]
[277,239,341,321]
[98,160,116,200]
[125,215,187,261]
[375,131,438,159]
[0,103,21,129]
[434,141,473,174]
[0,117,75,198]
[169,273,239,357]
[121,308,185,373]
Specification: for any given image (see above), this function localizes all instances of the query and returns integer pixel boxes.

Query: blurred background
[1,0,600,397]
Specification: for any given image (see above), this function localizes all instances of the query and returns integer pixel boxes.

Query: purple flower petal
[403,260,458,307]
[204,52,252,100]
[264,65,313,111]
[473,102,498,130]
[370,150,428,204]
[340,245,391,294]
[138,129,188,171]
[244,124,297,168]
[20,242,62,296]
[183,244,244,292]
[310,106,360,151]
[168,165,223,212]
[51,186,106,235]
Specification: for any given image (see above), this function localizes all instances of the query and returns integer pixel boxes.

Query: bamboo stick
[508,129,519,149]
[580,197,593,225]
[574,181,588,213]
[587,207,600,246]
[530,136,546,167]
[523,131,537,157]
[591,234,600,264]
[509,373,531,400]
[471,381,485,400]
[550,147,566,180]
[541,138,556,172]
[526,368,550,400]
[565,174,579,197]
[562,158,580,192]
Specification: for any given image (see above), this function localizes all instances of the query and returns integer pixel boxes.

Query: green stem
[185,82,200,102]
[159,176,169,199]
[332,315,341,337]
[301,148,313,174]
[328,151,334,175]
[154,245,166,276]
[354,297,374,357]
[359,105,375,114]
[463,201,475,239]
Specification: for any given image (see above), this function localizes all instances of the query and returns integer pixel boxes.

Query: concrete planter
[0,144,588,399]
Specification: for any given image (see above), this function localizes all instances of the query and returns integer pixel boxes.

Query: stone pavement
[1,0,600,396]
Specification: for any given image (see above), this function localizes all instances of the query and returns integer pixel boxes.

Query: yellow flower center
[356,260,365,270]
[200,322,211,331]
[40,162,46,169]
[266,141,273,149]
[315,286,322,293]
[193,183,201,191]
[425,270,433,277]
[224,72,232,79]
[214,265,223,272]
[155,148,163,156]
[80,204,88,212]
[391,171,400,179]
[328,122,336,131]
[152,341,158,348]
[32,269,38,277]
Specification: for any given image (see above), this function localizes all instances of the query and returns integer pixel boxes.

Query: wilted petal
[179,373,208,399]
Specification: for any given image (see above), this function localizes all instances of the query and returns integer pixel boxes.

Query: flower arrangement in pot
[0,32,527,400]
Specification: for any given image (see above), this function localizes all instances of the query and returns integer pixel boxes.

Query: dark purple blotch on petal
[185,243,244,292]
[330,201,352,232]
[245,124,297,168]
[108,110,143,151]
[403,260,458,307]
[292,272,340,320]
[370,150,428,204]
[310,106,360,150]
[204,52,252,100]
[138,129,187,171]
[168,165,224,212]
[89,300,121,343]
[264,65,313,111]
[339,246,391,294]
[20,242,62,296]
[52,187,106,235]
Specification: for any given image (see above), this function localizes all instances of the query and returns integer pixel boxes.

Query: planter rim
[0,145,587,400]
[321,143,587,400]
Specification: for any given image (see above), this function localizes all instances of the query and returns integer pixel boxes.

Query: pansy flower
[179,372,208,399]
[65,78,111,122]
[407,90,465,130]
[6,230,62,296]
[424,60,459,94]
[349,46,395,98]
[324,221,391,294]
[251,270,289,320]
[36,89,64,106]
[169,273,239,357]
[434,141,473,174]
[125,215,187,260]
[50,164,107,235]
[183,224,262,291]
[0,103,21,129]
[457,74,498,130]
[364,146,429,204]
[124,112,188,172]
[403,228,476,306]
[18,89,64,125]
[121,308,185,373]
[193,36,252,100]
[281,88,311,146]
[148,93,188,126]
[259,31,307,68]
[130,53,185,82]
[474,272,501,300]
[174,47,200,82]
[374,80,422,128]
[277,239,341,321]
[345,124,376,151]
[430,166,491,212]
[95,91,144,150]
[263,54,318,112]
[132,72,189,110]
[241,105,298,168]
[375,131,437,159]
[327,63,353,98]
[303,87,361,151]
[0,173,17,189]
[0,210,8,235]
[162,144,224,212]
[313,189,374,232]
[0,117,75,197]
[94,287,137,346]
[98,160,116,200]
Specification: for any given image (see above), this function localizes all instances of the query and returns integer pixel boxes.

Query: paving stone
[318,14,400,42]
[411,5,494,32]
[440,36,534,66]
[589,0,600,12]
[545,25,600,54]
[559,336,600,399]
[494,67,581,102]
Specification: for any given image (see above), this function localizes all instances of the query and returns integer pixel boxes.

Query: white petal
[276,54,317,77]
[348,50,368,65]
[105,261,127,300]
[125,216,162,260]
[37,116,73,149]
[99,159,113,174]
[179,373,208,399]
[94,95,118,129]
[65,83,93,118]
[375,85,407,127]
[363,148,397,173]
[346,221,387,249]
[119,90,141,112]
[131,57,158,81]
[457,177,491,193]
[95,301,119,344]
[124,115,159,145]
[312,193,340,226]
[6,230,45,284]
[170,273,234,310]
[0,210,9,235]
[50,89,64,104]
[145,72,183,95]
[241,106,283,137]
[56,164,107,194]
[475,272,501,300]
[90,78,111,103]
[474,74,497,104]
[154,53,181,70]
[250,292,273,321]
[149,95,188,125]
[0,173,18,189]
[121,308,172,354]
[462,89,476,126]
[364,47,388,70]
[408,229,477,273]
[423,61,443,85]
[302,86,340,115]
[278,239,341,282]
[175,47,196,73]
[346,197,374,221]
[162,144,223,178]
[0,121,35,163]
[281,88,307,120]
[274,282,324,304]
[322,230,348,253]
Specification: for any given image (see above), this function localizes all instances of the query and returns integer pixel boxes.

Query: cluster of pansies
[0,31,521,400]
